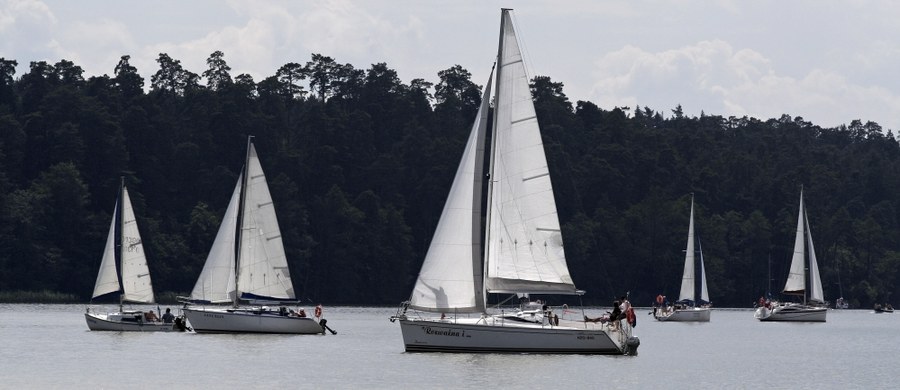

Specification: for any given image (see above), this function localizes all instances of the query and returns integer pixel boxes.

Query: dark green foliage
[0,53,899,309]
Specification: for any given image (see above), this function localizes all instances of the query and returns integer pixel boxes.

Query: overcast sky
[2,0,899,131]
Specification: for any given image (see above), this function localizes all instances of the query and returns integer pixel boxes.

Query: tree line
[1,51,898,308]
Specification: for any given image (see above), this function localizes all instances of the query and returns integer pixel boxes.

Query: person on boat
[584,312,608,323]
[145,310,159,322]
[161,308,175,324]
[314,304,323,319]
[609,300,622,329]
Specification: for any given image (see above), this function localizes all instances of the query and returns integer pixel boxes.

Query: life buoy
[625,307,636,327]
[314,305,323,318]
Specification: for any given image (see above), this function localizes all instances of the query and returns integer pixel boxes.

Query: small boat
[182,137,329,334]
[85,178,177,331]
[390,9,638,355]
[655,195,711,322]
[755,188,827,322]
[874,303,894,313]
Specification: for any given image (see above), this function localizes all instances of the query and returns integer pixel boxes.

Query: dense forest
[1,51,898,308]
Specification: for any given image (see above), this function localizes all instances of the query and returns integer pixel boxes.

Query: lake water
[1,304,896,389]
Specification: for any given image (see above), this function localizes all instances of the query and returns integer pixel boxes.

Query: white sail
[699,243,710,303]
[92,200,120,299]
[805,211,824,303]
[409,71,493,313]
[783,190,808,295]
[189,140,295,304]
[678,198,697,302]
[92,185,154,303]
[236,143,295,300]
[484,10,575,295]
[189,178,240,303]
[119,187,154,303]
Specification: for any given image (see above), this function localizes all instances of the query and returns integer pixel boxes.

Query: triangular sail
[235,143,295,301]
[699,240,710,304]
[483,9,576,295]
[409,71,493,313]
[92,200,120,299]
[783,190,808,295]
[678,198,697,303]
[805,211,824,303]
[92,184,154,303]
[119,187,154,303]
[189,178,240,304]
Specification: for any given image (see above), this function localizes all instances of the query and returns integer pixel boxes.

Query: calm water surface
[0,304,896,389]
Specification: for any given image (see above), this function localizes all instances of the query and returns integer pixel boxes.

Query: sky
[2,0,899,131]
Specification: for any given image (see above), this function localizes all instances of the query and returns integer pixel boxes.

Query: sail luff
[233,136,252,307]
[483,8,576,295]
[678,197,696,303]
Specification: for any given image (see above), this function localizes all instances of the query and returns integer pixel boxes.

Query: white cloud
[590,39,900,130]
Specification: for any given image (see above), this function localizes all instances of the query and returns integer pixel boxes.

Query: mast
[116,176,125,312]
[481,9,509,311]
[233,136,253,307]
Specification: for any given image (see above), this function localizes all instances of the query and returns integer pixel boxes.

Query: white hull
[655,307,711,322]
[85,312,175,332]
[183,307,325,334]
[398,317,636,354]
[755,304,827,322]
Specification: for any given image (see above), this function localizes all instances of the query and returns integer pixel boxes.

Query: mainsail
[483,10,576,295]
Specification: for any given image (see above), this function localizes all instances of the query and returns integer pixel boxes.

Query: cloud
[590,40,900,130]
[0,0,59,70]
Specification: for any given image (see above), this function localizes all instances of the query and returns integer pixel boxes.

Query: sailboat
[390,9,639,355]
[181,136,327,334]
[655,195,711,322]
[85,178,176,331]
[755,188,827,322]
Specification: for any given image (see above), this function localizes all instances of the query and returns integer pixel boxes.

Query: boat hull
[183,307,325,334]
[85,312,176,332]
[654,307,711,322]
[755,304,827,322]
[398,317,635,354]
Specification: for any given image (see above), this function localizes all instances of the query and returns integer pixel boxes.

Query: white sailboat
[655,195,711,322]
[85,178,176,331]
[755,188,827,322]
[182,137,327,334]
[390,9,639,354]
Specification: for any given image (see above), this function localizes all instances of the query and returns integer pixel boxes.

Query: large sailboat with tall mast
[390,9,638,354]
[85,178,175,331]
[181,136,327,334]
[755,188,827,322]
[655,194,711,322]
